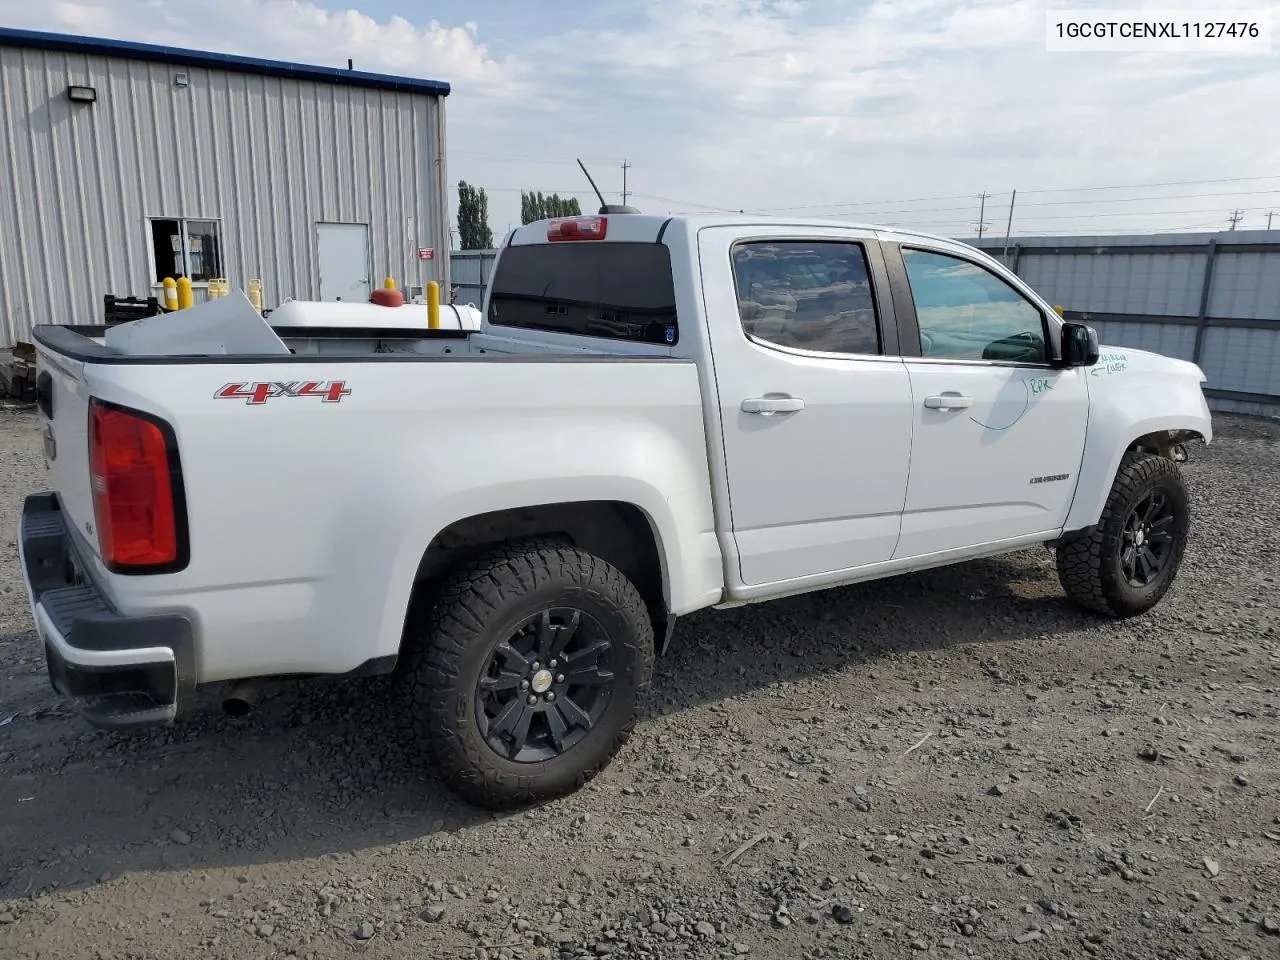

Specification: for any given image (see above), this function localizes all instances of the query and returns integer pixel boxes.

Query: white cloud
[3,0,1279,236]
[8,0,522,94]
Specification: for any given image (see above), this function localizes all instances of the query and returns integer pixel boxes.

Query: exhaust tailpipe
[223,679,264,717]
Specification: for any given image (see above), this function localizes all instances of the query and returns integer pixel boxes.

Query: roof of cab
[506,212,968,251]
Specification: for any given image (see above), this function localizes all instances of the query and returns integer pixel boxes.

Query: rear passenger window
[731,241,880,355]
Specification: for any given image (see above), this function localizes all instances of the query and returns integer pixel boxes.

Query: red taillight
[89,400,182,570]
[547,216,607,242]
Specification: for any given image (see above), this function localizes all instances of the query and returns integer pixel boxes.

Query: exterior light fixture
[67,85,97,103]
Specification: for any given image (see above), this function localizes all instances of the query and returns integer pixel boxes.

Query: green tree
[520,191,583,224]
[456,181,493,250]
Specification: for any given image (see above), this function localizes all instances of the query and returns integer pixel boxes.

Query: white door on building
[316,223,371,302]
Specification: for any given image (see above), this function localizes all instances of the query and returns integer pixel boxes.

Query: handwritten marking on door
[969,374,1062,432]
[1090,353,1129,377]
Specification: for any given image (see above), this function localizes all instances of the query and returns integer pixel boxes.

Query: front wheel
[1056,451,1191,618]
[401,541,654,809]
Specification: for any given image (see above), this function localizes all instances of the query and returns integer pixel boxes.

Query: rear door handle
[742,396,805,415]
[924,394,972,410]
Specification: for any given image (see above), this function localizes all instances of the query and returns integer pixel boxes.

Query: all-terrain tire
[400,540,654,809]
[1056,450,1191,618]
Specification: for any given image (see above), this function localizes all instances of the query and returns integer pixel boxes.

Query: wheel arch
[1127,427,1205,461]
[1063,410,1210,534]
[400,500,673,658]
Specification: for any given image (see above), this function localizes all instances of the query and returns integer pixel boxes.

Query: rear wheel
[401,540,654,808]
[1056,451,1191,617]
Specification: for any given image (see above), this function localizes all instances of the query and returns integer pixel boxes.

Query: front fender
[1062,346,1212,532]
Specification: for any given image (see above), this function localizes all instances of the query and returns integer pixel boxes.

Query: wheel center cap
[530,669,554,694]
[1134,528,1146,546]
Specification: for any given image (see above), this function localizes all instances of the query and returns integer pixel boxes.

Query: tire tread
[400,538,653,809]
[1056,451,1189,618]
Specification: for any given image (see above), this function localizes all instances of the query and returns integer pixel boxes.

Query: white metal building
[0,27,451,348]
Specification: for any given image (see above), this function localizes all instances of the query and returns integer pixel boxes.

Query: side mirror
[1061,321,1099,368]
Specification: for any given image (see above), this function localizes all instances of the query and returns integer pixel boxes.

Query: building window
[149,218,223,283]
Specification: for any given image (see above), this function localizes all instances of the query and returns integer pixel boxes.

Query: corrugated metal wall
[0,42,449,347]
[971,231,1280,416]
[449,249,495,307]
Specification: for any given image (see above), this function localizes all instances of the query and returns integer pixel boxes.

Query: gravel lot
[1,404,1277,960]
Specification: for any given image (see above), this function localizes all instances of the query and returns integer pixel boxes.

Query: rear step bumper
[19,492,195,729]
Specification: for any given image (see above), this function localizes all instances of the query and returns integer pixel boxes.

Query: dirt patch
[1,407,1277,960]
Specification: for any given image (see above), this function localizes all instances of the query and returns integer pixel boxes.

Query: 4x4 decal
[214,381,352,405]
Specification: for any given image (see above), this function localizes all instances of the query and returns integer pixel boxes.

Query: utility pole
[621,159,631,207]
[976,192,988,239]
[1001,189,1017,262]
[1227,209,1244,230]
[1267,210,1275,230]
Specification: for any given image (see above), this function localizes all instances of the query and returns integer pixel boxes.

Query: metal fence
[449,249,497,308]
[450,229,1280,418]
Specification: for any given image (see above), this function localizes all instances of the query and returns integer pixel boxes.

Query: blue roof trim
[0,27,451,96]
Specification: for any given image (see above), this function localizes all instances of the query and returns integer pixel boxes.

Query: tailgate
[33,339,100,558]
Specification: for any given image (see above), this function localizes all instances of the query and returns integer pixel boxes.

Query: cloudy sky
[4,0,1279,238]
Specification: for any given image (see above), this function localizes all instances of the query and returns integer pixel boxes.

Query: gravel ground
[1,404,1277,960]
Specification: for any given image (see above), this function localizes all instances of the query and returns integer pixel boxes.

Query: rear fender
[374,476,722,664]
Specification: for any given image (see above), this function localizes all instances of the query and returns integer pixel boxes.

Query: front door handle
[742,396,805,415]
[924,393,972,410]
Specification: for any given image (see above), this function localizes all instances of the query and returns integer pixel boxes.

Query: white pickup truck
[21,212,1212,808]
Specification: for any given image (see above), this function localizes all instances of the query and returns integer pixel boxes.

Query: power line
[1008,187,1280,208]
[630,190,740,213]
[740,175,1280,216]
[452,177,1280,226]
[449,150,622,167]
[754,191,984,213]
[451,152,1279,198]
[821,204,1280,224]
[1018,173,1280,195]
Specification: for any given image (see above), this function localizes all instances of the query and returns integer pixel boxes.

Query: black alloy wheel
[476,608,616,763]
[1118,491,1177,587]
[399,540,654,809]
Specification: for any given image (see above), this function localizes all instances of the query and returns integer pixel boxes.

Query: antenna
[576,159,607,209]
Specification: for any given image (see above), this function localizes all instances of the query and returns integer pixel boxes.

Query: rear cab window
[487,241,679,346]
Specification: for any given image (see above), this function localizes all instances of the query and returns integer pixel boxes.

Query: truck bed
[29,320,720,684]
